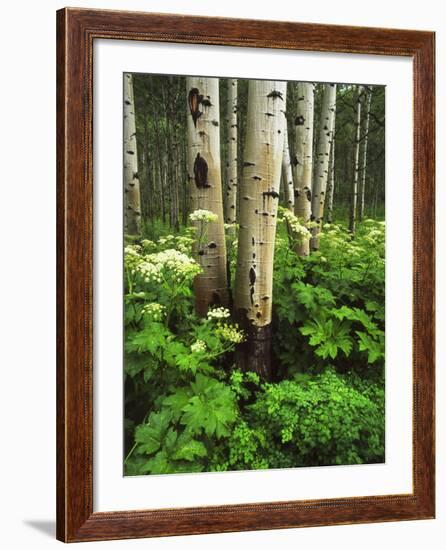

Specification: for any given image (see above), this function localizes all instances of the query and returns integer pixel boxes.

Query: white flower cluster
[363,218,385,226]
[224,223,237,230]
[363,227,385,247]
[137,260,163,283]
[140,239,154,250]
[136,249,201,284]
[322,224,346,245]
[281,210,312,242]
[326,224,342,235]
[124,244,141,257]
[306,220,319,230]
[368,228,384,238]
[157,236,171,246]
[215,322,245,344]
[207,307,231,321]
[189,209,218,223]
[156,234,194,254]
[155,248,199,271]
[347,243,362,256]
[141,302,166,321]
[124,244,143,272]
[190,339,207,353]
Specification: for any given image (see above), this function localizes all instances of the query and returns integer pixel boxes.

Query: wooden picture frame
[56,7,435,542]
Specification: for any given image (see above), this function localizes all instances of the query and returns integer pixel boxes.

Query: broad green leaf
[144,451,172,475]
[173,438,207,461]
[134,424,161,455]
[134,410,172,456]
[163,389,192,421]
[180,376,236,438]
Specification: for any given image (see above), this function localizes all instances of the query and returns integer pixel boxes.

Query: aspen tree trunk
[292,82,315,256]
[162,158,168,224]
[186,77,229,316]
[237,87,248,214]
[171,80,180,232]
[326,96,337,224]
[225,79,238,229]
[181,130,188,226]
[358,87,373,222]
[152,94,165,223]
[234,80,287,379]
[149,79,162,221]
[172,119,180,232]
[281,123,294,212]
[326,132,336,223]
[311,83,337,250]
[164,88,175,229]
[349,86,363,234]
[124,73,141,235]
[144,121,152,221]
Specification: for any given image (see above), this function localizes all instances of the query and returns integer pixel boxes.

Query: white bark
[349,86,363,234]
[186,77,229,316]
[326,135,336,223]
[292,82,315,256]
[225,79,238,228]
[281,123,294,211]
[124,73,141,235]
[311,83,337,250]
[235,80,286,328]
[359,87,373,221]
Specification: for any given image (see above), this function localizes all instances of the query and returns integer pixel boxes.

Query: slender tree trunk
[358,87,373,222]
[237,83,248,224]
[373,175,378,218]
[163,80,178,231]
[225,79,238,230]
[293,82,315,256]
[181,129,188,226]
[152,154,158,219]
[152,92,165,224]
[186,77,229,316]
[165,92,175,229]
[311,83,337,250]
[234,80,287,379]
[142,112,152,221]
[281,123,294,212]
[170,81,180,232]
[172,120,180,232]
[325,95,337,224]
[174,78,182,231]
[326,132,336,223]
[162,155,168,225]
[349,86,363,234]
[124,73,141,235]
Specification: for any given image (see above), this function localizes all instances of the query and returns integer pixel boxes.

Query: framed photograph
[56,7,435,542]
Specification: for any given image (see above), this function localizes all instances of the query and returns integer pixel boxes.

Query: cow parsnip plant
[124,220,385,475]
[274,219,385,380]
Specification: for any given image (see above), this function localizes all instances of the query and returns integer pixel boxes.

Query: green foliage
[300,317,353,359]
[126,372,238,474]
[124,237,245,474]
[248,369,384,466]
[180,374,237,438]
[273,220,385,378]
[125,220,385,475]
[126,76,386,475]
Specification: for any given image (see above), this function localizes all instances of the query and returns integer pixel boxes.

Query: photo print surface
[123,73,385,476]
